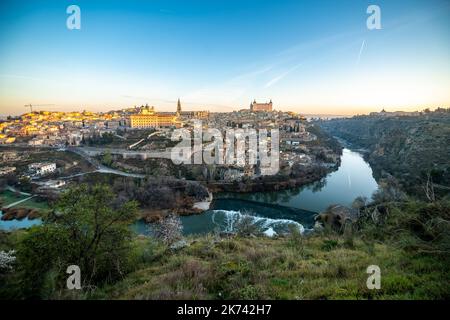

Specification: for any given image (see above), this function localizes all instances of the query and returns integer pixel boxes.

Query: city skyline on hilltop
[0,0,449,116]
[4,100,449,117]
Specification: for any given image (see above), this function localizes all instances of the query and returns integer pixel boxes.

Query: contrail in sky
[264,63,302,88]
[356,39,366,66]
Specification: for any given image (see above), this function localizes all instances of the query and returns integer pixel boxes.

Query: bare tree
[423,172,436,203]
[0,250,16,272]
[152,214,183,245]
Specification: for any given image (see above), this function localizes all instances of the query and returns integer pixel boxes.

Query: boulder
[28,209,40,220]
[15,208,29,220]
[314,205,358,232]
[1,210,15,221]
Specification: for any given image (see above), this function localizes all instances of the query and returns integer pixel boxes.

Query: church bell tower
[176,98,182,116]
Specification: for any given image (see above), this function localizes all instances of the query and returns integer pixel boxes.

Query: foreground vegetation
[1,182,449,300]
[1,119,448,299]
[94,232,450,300]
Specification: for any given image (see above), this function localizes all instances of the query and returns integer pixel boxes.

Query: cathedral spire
[177,98,181,115]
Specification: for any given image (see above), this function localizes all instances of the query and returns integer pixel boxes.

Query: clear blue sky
[0,0,449,115]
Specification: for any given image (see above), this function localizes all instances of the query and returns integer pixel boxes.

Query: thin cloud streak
[264,63,303,88]
[356,39,366,67]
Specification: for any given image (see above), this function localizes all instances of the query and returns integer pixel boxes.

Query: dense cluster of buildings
[0,99,267,139]
[129,99,210,129]
[0,99,312,162]
[185,104,318,180]
[0,99,346,188]
[0,166,16,176]
[369,109,421,117]
[0,99,214,147]
[0,110,125,147]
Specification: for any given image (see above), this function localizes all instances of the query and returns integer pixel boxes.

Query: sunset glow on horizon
[1,0,449,116]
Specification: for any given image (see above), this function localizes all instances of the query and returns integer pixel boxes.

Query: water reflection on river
[1,148,378,236]
[135,148,379,236]
[221,148,379,213]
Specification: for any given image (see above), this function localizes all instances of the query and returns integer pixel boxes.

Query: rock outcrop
[314,205,358,232]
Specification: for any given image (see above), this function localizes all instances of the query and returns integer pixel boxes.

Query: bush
[234,215,262,237]
[358,199,450,255]
[152,214,183,245]
[15,184,138,298]
[321,239,339,251]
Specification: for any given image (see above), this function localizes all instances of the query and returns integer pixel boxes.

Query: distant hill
[316,110,450,198]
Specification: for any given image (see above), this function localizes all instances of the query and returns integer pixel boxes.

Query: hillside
[1,112,449,300]
[96,231,450,300]
[317,111,450,198]
[2,193,449,300]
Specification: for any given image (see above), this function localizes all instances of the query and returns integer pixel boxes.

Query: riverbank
[215,149,378,213]
[2,151,448,300]
[1,148,377,237]
[3,189,449,300]
[206,163,338,193]
[0,189,48,229]
[163,148,377,237]
[316,113,450,198]
[139,192,213,223]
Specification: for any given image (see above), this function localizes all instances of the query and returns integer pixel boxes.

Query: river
[134,148,379,237]
[1,148,378,235]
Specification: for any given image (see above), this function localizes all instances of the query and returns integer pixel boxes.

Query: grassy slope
[0,190,28,206]
[1,191,49,211]
[93,235,449,300]
[18,198,49,210]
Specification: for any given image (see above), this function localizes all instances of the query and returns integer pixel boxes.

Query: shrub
[234,216,261,237]
[321,239,339,251]
[358,199,450,255]
[152,214,183,245]
[16,184,138,298]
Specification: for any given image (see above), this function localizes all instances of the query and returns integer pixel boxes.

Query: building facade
[180,111,210,120]
[0,166,16,176]
[28,162,57,176]
[250,100,273,112]
[176,99,209,119]
[129,105,181,129]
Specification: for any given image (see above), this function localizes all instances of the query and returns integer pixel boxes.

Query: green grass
[0,191,49,210]
[0,190,28,207]
[89,234,449,300]
[2,197,448,300]
[19,198,49,210]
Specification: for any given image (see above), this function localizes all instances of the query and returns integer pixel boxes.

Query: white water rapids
[210,210,305,237]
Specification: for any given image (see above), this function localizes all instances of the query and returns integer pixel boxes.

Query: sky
[0,0,449,116]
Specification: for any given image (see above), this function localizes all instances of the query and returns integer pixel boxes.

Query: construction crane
[24,104,55,113]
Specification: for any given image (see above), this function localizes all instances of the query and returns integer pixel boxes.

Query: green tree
[18,176,32,193]
[16,184,138,297]
[101,151,113,166]
[16,225,71,298]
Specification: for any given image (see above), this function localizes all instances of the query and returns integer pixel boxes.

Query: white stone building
[28,162,57,176]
